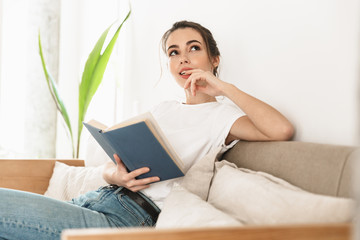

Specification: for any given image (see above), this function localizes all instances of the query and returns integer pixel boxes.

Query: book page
[104,113,149,131]
[86,119,108,130]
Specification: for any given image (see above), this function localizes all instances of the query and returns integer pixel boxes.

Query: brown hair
[161,21,220,76]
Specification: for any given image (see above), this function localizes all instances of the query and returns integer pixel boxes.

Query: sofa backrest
[0,159,84,194]
[222,141,359,198]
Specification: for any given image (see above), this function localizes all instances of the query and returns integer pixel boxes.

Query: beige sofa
[0,141,358,240]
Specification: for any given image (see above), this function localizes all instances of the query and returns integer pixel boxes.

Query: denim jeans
[0,186,160,240]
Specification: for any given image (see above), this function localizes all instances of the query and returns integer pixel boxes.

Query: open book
[83,112,185,182]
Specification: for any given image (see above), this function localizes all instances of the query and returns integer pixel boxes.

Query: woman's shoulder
[212,100,242,112]
[211,101,245,119]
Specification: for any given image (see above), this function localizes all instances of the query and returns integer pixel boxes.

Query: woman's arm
[184,70,294,142]
[222,84,294,142]
[102,154,160,192]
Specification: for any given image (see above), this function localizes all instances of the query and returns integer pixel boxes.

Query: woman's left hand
[183,69,228,97]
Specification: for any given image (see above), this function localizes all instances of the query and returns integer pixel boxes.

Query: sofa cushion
[223,141,357,198]
[208,160,355,225]
[156,183,242,228]
[44,161,107,201]
[181,146,222,200]
[156,147,243,228]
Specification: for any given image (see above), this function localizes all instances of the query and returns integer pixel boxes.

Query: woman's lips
[180,74,191,79]
[179,71,191,79]
[179,68,192,79]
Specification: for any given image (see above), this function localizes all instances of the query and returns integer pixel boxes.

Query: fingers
[183,69,211,96]
[113,153,156,179]
[183,70,224,97]
[184,74,205,96]
[191,77,198,96]
[112,153,160,191]
[113,154,122,165]
[125,167,151,180]
[113,154,128,173]
[125,176,161,192]
[183,69,203,89]
[123,170,160,185]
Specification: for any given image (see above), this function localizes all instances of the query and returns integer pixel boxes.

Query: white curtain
[0,0,131,158]
[0,0,59,158]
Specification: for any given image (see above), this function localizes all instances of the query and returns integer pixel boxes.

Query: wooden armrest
[61,223,352,240]
[0,159,84,194]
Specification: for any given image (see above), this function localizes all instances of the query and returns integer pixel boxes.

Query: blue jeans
[0,186,160,240]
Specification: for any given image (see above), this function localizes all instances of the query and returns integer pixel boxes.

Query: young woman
[0,21,294,240]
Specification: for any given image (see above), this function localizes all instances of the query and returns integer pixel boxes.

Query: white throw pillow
[44,161,108,201]
[156,183,242,228]
[181,146,222,200]
[85,136,111,167]
[208,160,355,225]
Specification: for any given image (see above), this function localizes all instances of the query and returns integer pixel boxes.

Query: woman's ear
[212,56,220,68]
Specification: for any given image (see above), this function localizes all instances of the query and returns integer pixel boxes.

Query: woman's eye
[169,50,178,56]
[190,45,200,51]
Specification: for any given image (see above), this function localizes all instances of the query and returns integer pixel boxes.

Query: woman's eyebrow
[167,40,202,52]
[186,40,202,45]
[167,44,178,51]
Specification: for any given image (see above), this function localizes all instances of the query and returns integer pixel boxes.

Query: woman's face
[165,27,219,87]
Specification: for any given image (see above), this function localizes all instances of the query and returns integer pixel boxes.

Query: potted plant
[39,10,131,158]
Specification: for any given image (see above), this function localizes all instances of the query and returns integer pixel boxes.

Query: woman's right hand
[102,154,160,192]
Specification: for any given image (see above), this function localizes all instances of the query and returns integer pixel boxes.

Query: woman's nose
[179,53,190,64]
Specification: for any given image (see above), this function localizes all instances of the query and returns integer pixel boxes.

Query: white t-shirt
[141,100,244,208]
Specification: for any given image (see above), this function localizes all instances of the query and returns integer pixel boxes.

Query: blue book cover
[83,114,184,182]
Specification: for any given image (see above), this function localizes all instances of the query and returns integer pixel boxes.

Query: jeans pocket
[116,194,154,227]
[70,189,108,208]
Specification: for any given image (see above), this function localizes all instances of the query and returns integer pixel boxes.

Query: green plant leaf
[77,10,131,157]
[38,32,75,157]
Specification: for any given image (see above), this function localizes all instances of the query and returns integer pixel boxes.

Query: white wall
[121,0,360,146]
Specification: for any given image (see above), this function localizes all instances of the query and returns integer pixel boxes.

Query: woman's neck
[184,90,217,105]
